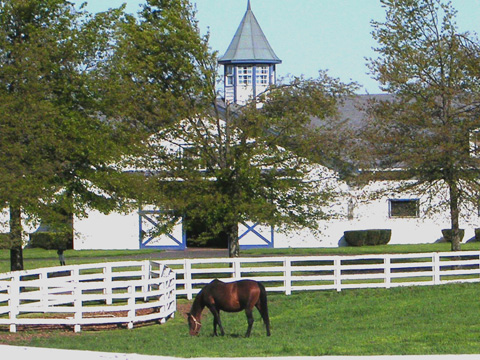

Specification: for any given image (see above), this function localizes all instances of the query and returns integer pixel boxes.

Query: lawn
[2,241,480,274]
[2,244,480,356]
[1,283,480,356]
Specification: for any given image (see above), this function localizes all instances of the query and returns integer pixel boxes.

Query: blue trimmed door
[238,222,274,249]
[139,210,186,250]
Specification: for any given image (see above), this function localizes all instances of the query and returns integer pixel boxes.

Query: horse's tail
[257,281,271,336]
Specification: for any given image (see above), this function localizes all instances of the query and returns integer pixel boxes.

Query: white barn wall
[2,176,478,250]
[0,209,39,245]
[74,210,138,250]
[240,178,480,248]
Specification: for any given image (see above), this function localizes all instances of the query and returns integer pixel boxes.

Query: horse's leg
[213,315,218,336]
[244,308,254,337]
[255,302,271,336]
[208,305,225,336]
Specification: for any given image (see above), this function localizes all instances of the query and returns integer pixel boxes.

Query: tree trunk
[9,205,24,271]
[448,180,461,252]
[227,222,239,258]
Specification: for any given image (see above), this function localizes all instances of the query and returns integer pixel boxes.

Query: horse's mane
[190,279,223,314]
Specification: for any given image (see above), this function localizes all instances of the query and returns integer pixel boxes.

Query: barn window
[389,199,419,218]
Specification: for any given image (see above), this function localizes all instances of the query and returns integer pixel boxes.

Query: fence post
[104,264,113,305]
[39,270,47,311]
[433,253,441,285]
[384,255,391,289]
[73,284,82,333]
[232,258,241,280]
[284,257,292,295]
[9,273,20,333]
[127,285,135,329]
[142,260,149,302]
[334,257,342,292]
[71,267,82,333]
[184,259,193,300]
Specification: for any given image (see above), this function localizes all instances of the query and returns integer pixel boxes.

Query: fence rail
[161,251,480,299]
[2,251,479,332]
[0,261,176,333]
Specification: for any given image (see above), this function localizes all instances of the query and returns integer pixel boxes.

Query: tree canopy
[121,0,358,257]
[362,0,480,250]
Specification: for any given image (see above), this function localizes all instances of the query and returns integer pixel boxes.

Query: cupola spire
[219,0,281,105]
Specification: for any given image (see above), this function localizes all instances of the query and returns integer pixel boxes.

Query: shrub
[441,229,465,243]
[29,232,71,250]
[0,233,10,249]
[344,229,392,246]
[475,228,480,242]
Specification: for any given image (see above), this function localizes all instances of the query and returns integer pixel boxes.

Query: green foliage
[0,0,123,268]
[28,232,71,250]
[344,229,392,246]
[362,0,480,251]
[441,229,465,243]
[135,70,357,256]
[0,1,199,269]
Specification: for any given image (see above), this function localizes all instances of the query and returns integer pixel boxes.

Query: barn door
[238,221,274,249]
[139,209,186,250]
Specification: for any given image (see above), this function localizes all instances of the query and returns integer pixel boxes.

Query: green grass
[2,245,480,355]
[1,283,480,356]
[0,249,161,274]
[242,241,480,256]
[2,242,480,274]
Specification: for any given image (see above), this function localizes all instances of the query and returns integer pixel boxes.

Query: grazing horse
[187,279,271,337]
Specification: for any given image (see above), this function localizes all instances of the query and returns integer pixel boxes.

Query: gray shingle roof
[218,0,281,65]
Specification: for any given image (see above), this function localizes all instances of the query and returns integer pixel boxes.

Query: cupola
[218,0,281,105]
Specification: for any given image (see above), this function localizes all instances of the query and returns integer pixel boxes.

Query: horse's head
[187,313,202,336]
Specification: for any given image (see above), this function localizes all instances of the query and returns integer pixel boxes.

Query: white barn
[3,1,480,250]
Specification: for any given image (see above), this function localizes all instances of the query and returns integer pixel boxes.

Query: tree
[0,0,136,270]
[362,0,480,251]
[118,2,357,258]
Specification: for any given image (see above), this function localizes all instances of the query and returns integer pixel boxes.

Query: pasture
[2,282,480,356]
[2,244,480,356]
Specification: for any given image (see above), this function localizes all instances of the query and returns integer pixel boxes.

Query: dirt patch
[0,307,170,338]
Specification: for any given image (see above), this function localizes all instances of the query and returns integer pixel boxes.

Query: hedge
[441,229,465,243]
[29,232,71,250]
[344,229,392,246]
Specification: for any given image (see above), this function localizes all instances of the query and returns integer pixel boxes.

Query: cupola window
[225,66,234,86]
[256,66,268,85]
[238,66,252,85]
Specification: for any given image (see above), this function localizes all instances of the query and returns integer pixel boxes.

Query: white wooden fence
[162,251,480,299]
[2,251,479,333]
[0,260,175,333]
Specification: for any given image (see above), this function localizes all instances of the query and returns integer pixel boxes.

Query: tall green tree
[362,0,480,251]
[117,1,356,257]
[148,75,356,257]
[0,0,135,270]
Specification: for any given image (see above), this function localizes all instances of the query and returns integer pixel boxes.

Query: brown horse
[187,279,271,337]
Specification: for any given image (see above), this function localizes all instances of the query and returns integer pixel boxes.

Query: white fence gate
[162,251,480,299]
[0,261,175,333]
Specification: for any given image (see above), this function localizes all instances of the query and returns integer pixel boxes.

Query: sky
[72,0,480,94]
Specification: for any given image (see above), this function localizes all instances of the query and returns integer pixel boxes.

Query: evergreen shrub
[29,232,70,250]
[441,229,465,243]
[344,229,392,246]
[0,233,10,249]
